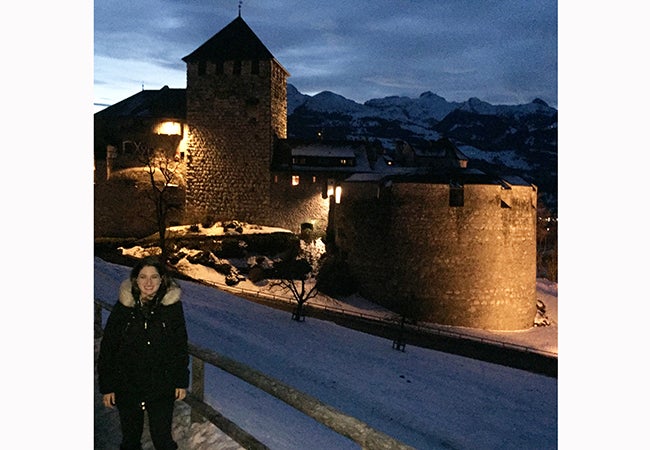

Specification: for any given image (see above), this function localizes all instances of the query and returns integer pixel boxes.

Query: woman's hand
[103,393,116,409]
[175,388,187,401]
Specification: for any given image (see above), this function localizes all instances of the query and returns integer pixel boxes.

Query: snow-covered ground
[93,245,558,449]
[122,222,558,355]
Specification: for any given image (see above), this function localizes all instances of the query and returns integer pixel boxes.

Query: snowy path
[94,257,557,449]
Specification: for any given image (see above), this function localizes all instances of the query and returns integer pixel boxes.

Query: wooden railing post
[190,355,205,423]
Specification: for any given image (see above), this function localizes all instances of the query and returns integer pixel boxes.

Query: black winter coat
[97,279,189,400]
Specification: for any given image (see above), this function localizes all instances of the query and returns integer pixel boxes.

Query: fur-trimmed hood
[118,279,181,307]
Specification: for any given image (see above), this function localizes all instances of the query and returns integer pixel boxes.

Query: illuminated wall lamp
[334,186,342,204]
[327,178,335,196]
[155,121,182,135]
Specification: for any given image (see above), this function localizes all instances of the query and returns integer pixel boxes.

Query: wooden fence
[94,299,415,450]
[189,276,558,358]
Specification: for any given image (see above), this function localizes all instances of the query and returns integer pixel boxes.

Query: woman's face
[137,265,162,300]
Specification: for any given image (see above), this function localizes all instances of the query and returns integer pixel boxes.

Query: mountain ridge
[287,84,557,121]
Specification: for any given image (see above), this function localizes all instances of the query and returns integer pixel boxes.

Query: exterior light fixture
[327,178,335,196]
[155,121,182,135]
[335,186,342,204]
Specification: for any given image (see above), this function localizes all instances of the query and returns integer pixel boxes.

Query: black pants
[116,392,178,450]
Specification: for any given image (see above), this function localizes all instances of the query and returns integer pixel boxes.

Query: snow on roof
[292,146,356,158]
[501,175,532,186]
[344,173,386,182]
[344,167,417,182]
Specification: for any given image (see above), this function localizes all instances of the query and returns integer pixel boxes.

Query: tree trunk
[292,302,305,322]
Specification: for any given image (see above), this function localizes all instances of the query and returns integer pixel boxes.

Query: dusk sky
[94,0,558,112]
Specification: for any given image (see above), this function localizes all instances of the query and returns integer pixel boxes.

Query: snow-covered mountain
[287,84,558,212]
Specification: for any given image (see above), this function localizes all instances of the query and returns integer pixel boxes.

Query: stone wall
[94,179,185,238]
[94,145,188,238]
[331,180,538,330]
[184,59,287,227]
[269,172,331,235]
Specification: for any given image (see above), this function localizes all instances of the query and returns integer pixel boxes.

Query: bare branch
[131,140,184,261]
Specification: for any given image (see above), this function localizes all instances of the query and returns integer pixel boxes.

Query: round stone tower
[330,170,538,330]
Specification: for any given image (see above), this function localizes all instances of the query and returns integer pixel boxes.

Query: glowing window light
[292,175,300,186]
[155,121,182,135]
[334,186,342,204]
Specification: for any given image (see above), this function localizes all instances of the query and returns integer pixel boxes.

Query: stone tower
[330,171,538,330]
[182,15,289,226]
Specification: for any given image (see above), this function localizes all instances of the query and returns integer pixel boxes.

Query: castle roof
[389,168,491,184]
[343,166,535,188]
[292,145,356,159]
[273,139,377,173]
[182,16,275,63]
[94,86,186,120]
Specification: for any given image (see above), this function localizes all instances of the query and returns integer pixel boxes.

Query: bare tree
[271,239,324,321]
[135,143,184,261]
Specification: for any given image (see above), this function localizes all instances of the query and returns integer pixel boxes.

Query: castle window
[312,176,317,183]
[198,61,206,76]
[449,183,464,207]
[215,61,224,74]
[274,175,278,183]
[233,60,242,75]
[251,60,259,74]
[292,175,300,186]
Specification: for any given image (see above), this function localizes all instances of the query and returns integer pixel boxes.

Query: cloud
[94,0,557,108]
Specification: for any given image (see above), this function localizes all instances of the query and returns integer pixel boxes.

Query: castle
[94,14,538,330]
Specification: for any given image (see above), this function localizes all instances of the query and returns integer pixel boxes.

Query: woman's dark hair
[130,256,176,305]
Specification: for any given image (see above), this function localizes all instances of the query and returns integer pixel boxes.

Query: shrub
[246,233,295,255]
[201,217,216,229]
[187,251,212,266]
[217,237,245,258]
[212,262,234,276]
[248,266,266,283]
[317,254,357,296]
[168,251,186,265]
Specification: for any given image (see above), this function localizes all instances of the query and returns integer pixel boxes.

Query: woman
[98,256,189,450]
